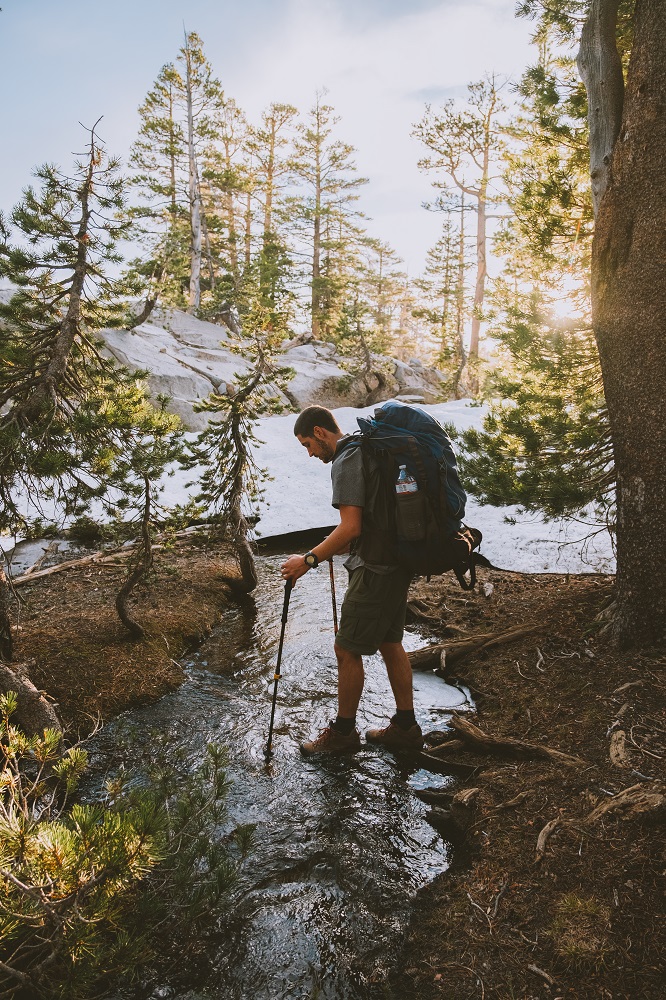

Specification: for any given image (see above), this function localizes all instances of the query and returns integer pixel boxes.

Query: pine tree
[413,201,470,392]
[290,92,368,339]
[414,76,508,389]
[127,33,224,315]
[0,126,183,652]
[186,252,295,592]
[0,692,253,997]
[456,32,612,526]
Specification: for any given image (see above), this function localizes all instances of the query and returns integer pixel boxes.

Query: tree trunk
[244,187,252,275]
[0,565,13,661]
[263,120,276,238]
[169,82,178,219]
[201,208,216,289]
[115,476,153,639]
[222,138,241,289]
[185,41,202,314]
[311,144,322,339]
[15,132,96,422]
[468,135,490,396]
[229,411,258,593]
[454,194,467,396]
[589,0,666,644]
[577,0,625,217]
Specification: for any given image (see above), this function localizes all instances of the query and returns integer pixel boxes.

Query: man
[281,404,424,756]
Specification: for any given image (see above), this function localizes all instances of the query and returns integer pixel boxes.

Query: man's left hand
[281,554,309,585]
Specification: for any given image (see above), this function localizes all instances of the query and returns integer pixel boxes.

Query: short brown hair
[293,405,340,438]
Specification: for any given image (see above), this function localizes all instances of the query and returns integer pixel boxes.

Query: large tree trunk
[588,0,666,644]
[577,0,625,216]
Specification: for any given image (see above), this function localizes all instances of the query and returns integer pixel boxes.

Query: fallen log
[0,660,62,736]
[449,714,587,767]
[409,624,543,671]
[11,544,167,587]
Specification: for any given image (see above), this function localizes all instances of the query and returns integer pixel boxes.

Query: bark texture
[577,0,625,216]
[591,0,666,644]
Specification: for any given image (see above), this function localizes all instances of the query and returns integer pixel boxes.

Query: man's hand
[281,554,309,585]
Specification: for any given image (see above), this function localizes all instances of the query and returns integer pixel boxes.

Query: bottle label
[396,481,419,494]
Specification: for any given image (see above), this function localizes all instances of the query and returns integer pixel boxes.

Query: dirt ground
[6,533,240,730]
[392,569,665,1000]
[4,549,665,998]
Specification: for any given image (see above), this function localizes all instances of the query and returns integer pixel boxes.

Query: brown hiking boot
[300,724,362,756]
[365,720,424,751]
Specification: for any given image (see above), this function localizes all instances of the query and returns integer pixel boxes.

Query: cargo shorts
[335,566,413,656]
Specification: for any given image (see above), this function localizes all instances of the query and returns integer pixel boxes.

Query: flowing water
[87,553,472,1000]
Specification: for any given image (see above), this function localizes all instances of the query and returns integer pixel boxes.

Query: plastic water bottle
[395,464,425,542]
[395,464,418,495]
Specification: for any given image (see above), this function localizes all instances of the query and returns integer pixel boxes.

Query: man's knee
[335,642,363,667]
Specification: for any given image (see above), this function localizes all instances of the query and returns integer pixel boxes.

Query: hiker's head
[294,406,342,464]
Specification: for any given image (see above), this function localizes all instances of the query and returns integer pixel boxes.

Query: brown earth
[6,533,240,731]
[392,569,666,1000]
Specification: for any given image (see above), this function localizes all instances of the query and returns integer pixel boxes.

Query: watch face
[305,552,317,567]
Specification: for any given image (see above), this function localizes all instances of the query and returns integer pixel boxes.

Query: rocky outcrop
[99,309,448,429]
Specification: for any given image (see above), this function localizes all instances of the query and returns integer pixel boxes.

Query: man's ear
[312,425,326,441]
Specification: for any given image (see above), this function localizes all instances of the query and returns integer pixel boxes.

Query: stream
[86,552,472,999]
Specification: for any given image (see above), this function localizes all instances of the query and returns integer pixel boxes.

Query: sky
[0,0,536,276]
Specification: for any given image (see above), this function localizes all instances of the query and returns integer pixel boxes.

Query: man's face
[296,428,337,464]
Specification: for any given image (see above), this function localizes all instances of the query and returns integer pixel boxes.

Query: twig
[535,817,561,861]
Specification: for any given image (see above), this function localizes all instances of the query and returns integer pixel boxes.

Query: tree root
[408,623,543,671]
[535,781,666,860]
[449,714,587,767]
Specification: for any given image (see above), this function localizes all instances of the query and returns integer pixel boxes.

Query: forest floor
[392,568,665,1000]
[7,531,240,731]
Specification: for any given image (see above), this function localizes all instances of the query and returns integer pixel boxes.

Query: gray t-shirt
[331,437,396,574]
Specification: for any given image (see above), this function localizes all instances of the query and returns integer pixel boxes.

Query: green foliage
[187,307,294,529]
[0,695,252,998]
[458,292,612,522]
[459,32,615,529]
[0,128,184,538]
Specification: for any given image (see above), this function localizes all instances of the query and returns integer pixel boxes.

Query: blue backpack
[336,400,487,589]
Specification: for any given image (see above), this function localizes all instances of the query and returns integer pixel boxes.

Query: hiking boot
[300,724,362,756]
[365,720,424,751]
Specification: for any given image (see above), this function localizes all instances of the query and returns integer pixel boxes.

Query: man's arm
[280,505,362,585]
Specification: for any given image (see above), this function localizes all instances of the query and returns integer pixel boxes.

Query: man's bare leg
[334,643,364,717]
[378,641,414,711]
[365,641,423,749]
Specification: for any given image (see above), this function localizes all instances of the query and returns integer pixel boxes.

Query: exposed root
[449,714,587,767]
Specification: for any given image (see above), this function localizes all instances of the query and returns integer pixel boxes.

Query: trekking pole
[264,579,293,760]
[328,558,338,635]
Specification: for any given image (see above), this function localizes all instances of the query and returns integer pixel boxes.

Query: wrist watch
[303,551,320,568]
